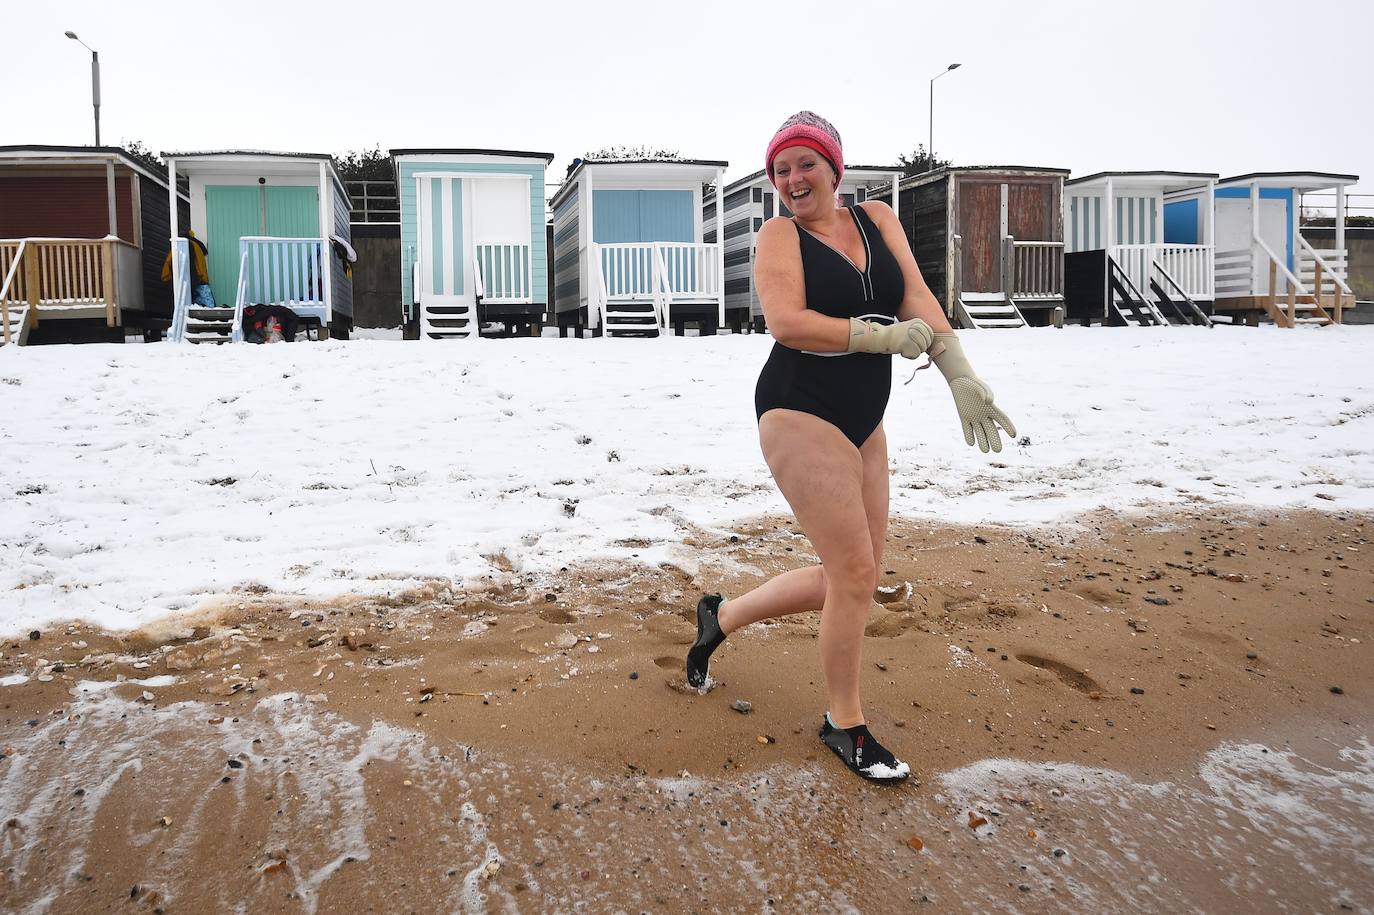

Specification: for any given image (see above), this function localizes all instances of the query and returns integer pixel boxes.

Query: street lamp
[64,30,100,146]
[929,63,961,169]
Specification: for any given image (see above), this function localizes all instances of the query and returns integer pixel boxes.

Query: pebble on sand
[731,699,752,714]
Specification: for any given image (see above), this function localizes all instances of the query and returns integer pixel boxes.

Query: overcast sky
[6,0,1372,210]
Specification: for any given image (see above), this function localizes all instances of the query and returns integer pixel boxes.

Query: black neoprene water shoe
[819,713,911,784]
[686,594,726,689]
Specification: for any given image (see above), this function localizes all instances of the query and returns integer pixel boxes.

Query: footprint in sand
[539,607,576,624]
[1015,654,1103,694]
[865,612,920,638]
[1070,583,1127,607]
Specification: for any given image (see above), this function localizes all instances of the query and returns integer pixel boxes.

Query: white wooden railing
[654,242,722,301]
[1152,244,1213,300]
[1006,238,1063,300]
[596,243,659,301]
[473,243,531,302]
[1214,248,1252,297]
[1114,244,1215,301]
[231,237,327,343]
[590,241,724,334]
[168,238,192,343]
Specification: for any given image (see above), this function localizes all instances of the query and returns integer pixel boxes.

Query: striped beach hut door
[416,175,469,308]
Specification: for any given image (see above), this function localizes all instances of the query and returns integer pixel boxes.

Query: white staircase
[420,303,481,340]
[956,292,1027,328]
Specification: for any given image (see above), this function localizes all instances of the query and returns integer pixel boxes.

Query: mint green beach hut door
[204,185,320,306]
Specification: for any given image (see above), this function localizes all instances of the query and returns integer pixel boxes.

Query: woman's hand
[929,334,1017,453]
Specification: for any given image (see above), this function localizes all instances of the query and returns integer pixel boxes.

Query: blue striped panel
[450,179,465,295]
[592,190,694,243]
[639,190,693,242]
[430,179,444,295]
[593,190,641,243]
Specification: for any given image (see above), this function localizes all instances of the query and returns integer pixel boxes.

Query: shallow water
[1,681,1370,913]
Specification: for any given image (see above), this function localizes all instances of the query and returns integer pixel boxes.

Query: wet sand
[1,507,1372,913]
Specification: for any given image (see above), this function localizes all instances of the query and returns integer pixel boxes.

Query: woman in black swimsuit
[687,111,1017,784]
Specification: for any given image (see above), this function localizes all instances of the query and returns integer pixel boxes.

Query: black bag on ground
[241,304,302,343]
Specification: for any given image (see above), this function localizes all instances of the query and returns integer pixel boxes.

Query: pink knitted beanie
[765,111,844,189]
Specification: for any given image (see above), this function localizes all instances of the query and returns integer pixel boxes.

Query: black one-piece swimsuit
[754,205,907,448]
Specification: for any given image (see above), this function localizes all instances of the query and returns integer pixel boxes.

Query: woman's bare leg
[739,409,878,727]
[718,423,889,637]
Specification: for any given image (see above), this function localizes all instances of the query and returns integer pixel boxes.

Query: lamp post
[64,30,100,146]
[929,63,961,169]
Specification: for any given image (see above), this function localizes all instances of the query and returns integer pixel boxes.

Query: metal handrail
[230,249,249,343]
[652,245,671,331]
[168,238,191,343]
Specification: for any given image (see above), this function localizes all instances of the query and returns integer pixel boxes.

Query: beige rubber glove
[929,333,1017,453]
[847,317,935,359]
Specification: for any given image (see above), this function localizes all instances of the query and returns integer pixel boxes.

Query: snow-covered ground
[1,326,1371,635]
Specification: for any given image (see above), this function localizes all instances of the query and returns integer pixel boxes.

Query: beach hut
[391,149,554,340]
[1064,172,1218,327]
[163,151,354,343]
[548,158,727,337]
[702,165,904,332]
[875,166,1068,328]
[1164,172,1359,327]
[0,145,188,346]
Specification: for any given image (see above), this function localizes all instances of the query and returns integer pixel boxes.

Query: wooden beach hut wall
[392,149,554,340]
[1164,172,1359,327]
[548,158,727,337]
[1063,172,1218,327]
[879,166,1068,328]
[702,165,904,333]
[163,151,354,343]
[0,145,189,346]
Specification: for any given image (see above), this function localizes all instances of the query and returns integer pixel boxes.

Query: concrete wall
[351,224,402,328]
[1304,226,1374,323]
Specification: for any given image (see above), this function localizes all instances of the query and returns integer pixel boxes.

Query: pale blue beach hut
[549,158,728,337]
[392,149,554,340]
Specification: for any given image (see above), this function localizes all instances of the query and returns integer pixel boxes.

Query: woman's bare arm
[754,217,852,352]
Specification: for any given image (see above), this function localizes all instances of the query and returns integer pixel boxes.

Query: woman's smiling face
[771,145,837,218]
